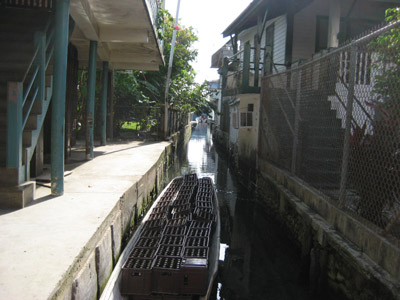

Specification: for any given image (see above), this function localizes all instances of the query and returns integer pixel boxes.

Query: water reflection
[174,123,317,300]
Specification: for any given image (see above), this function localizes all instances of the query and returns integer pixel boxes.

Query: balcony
[221,42,263,96]
[70,0,164,70]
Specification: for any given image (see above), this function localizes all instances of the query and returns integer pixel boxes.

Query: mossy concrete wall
[257,159,400,300]
[51,124,192,300]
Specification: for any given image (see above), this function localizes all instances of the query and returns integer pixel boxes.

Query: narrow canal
[169,123,322,300]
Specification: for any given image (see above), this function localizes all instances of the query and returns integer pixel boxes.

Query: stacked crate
[121,177,183,295]
[121,175,216,297]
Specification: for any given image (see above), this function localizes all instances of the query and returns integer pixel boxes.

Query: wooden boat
[100,174,220,300]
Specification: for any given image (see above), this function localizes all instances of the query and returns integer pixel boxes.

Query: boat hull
[100,175,220,300]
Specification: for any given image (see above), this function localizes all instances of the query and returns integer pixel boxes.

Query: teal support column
[6,82,23,171]
[241,41,251,92]
[100,61,108,146]
[86,41,97,159]
[51,0,70,196]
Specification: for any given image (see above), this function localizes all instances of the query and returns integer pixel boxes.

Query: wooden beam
[70,0,99,41]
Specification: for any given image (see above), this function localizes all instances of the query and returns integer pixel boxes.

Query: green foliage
[112,9,213,135]
[369,7,400,117]
[349,8,400,227]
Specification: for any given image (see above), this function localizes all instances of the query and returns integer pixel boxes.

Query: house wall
[292,0,389,62]
[272,15,287,71]
[238,15,287,73]
[237,94,259,168]
[292,0,328,62]
[229,102,239,145]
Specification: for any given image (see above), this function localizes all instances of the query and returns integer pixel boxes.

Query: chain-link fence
[259,20,400,239]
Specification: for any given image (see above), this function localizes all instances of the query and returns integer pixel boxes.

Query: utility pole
[163,0,181,138]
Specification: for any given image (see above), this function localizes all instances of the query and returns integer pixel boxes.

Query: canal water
[169,123,321,300]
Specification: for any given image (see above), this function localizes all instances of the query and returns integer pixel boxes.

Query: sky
[164,0,253,83]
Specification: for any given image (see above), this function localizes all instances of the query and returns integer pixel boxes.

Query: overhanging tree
[112,9,213,135]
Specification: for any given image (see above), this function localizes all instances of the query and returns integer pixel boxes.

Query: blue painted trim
[101,61,108,146]
[6,82,23,171]
[51,0,70,196]
[86,40,98,159]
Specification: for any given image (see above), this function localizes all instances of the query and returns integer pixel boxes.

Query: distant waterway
[167,123,323,300]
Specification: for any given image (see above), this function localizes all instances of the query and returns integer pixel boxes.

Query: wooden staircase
[0,7,53,208]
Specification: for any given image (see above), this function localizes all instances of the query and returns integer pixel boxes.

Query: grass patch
[122,122,140,130]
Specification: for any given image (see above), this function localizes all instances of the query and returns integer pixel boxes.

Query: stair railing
[6,15,55,184]
[2,0,53,9]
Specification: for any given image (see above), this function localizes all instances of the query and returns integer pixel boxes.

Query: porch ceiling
[69,0,164,71]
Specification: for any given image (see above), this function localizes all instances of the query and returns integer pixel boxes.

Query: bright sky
[164,0,253,83]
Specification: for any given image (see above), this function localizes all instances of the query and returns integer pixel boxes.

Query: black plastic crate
[198,177,212,185]
[171,198,191,207]
[183,247,208,259]
[121,258,153,295]
[194,208,216,222]
[129,247,157,259]
[167,217,189,227]
[152,206,169,214]
[131,295,192,300]
[180,258,208,295]
[148,213,166,222]
[195,201,213,210]
[136,237,160,248]
[187,228,210,238]
[160,235,185,246]
[190,220,212,230]
[143,219,165,230]
[152,256,182,294]
[171,204,192,215]
[196,191,214,198]
[140,228,162,239]
[178,186,196,194]
[163,225,186,236]
[185,237,209,247]
[183,174,198,183]
[156,245,183,257]
[155,201,171,208]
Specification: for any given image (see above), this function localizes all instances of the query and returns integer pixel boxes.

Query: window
[240,111,253,127]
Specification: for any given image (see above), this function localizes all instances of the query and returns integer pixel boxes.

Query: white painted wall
[292,0,388,62]
[229,102,239,144]
[238,94,260,156]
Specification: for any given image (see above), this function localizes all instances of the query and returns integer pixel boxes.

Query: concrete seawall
[256,159,400,300]
[0,125,192,300]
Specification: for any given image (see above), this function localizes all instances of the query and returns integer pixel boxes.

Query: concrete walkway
[0,140,170,300]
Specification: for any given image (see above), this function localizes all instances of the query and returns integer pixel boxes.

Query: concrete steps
[0,7,52,208]
[0,181,35,209]
[298,92,345,189]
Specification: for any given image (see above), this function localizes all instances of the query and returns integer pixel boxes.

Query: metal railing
[167,108,191,137]
[7,15,55,183]
[1,0,53,9]
[259,20,400,239]
[222,42,264,95]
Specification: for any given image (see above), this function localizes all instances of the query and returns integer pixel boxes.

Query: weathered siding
[238,94,259,165]
[238,14,287,73]
[229,102,239,145]
[292,0,326,62]
[273,15,287,71]
[292,0,387,62]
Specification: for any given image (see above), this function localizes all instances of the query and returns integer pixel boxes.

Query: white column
[327,0,341,48]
